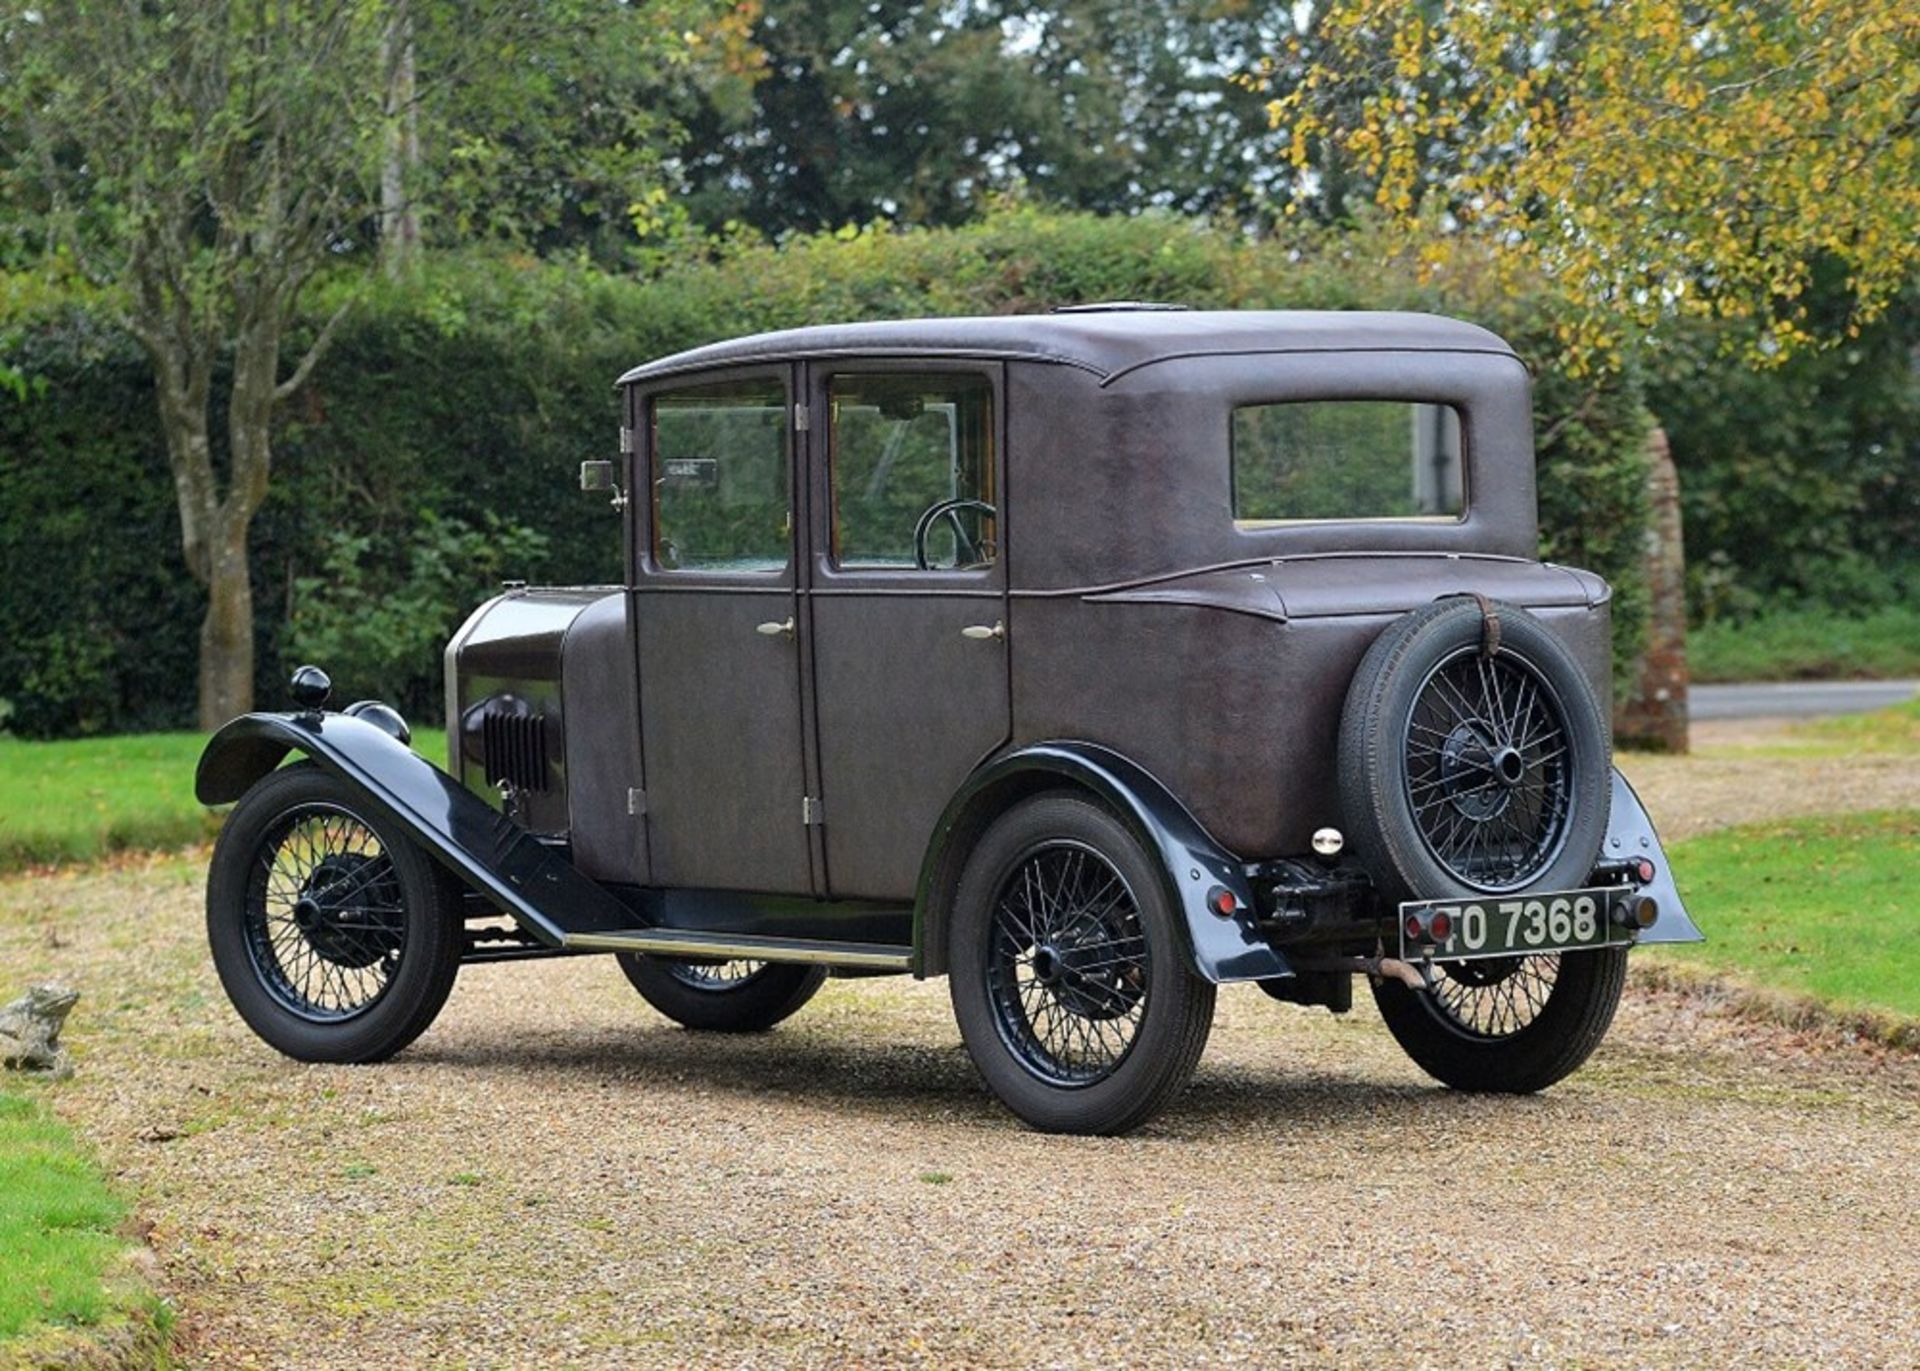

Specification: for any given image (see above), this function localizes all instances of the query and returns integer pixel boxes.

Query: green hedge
[0,211,1653,736]
[1644,283,1920,623]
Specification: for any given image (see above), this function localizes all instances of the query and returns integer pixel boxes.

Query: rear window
[1232,400,1464,526]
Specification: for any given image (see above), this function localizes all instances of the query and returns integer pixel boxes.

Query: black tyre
[1371,948,1628,1092]
[616,955,825,1032]
[948,793,1215,1135]
[206,763,464,1064]
[1338,597,1612,904]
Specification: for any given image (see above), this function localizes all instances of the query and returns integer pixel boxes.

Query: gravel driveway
[5,834,1917,1369]
[1620,718,1920,841]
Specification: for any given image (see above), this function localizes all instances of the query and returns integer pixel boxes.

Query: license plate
[1399,888,1628,961]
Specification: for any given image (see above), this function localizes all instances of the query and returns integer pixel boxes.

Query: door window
[828,373,995,570]
[650,377,791,572]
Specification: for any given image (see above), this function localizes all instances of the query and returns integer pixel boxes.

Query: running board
[562,927,913,971]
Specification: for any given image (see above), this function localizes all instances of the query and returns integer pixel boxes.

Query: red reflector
[1634,858,1657,884]
[1404,913,1426,941]
[1429,910,1453,942]
[1206,886,1237,918]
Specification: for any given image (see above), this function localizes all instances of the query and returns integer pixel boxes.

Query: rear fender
[913,741,1292,984]
[196,712,636,943]
[1606,767,1704,945]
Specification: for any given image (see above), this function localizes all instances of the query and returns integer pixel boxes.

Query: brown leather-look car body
[197,308,1699,1132]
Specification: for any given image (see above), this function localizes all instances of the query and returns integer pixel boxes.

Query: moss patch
[0,1088,171,1366]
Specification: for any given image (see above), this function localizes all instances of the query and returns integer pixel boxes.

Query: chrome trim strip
[563,928,913,970]
[442,593,507,776]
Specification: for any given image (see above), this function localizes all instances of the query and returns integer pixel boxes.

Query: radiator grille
[481,707,550,793]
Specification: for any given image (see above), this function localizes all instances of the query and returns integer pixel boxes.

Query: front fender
[196,712,636,944]
[913,741,1291,984]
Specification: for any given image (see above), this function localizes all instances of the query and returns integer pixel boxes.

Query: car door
[803,361,1013,900]
[632,366,815,895]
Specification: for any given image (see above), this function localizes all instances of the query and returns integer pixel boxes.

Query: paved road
[1690,678,1919,720]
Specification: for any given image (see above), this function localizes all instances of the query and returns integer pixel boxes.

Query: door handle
[960,620,1006,642]
[756,618,795,638]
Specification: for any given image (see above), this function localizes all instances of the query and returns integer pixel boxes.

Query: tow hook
[1292,952,1434,992]
[1366,956,1432,992]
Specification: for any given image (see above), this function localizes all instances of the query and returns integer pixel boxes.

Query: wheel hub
[1439,725,1516,821]
[298,854,401,970]
[1043,912,1143,1021]
[987,839,1154,1086]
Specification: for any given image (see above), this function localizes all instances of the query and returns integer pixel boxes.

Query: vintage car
[197,307,1700,1134]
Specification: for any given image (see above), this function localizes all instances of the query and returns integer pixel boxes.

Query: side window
[650,377,790,572]
[828,373,995,570]
[1232,400,1464,526]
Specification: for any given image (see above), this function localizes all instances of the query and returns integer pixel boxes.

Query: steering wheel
[912,498,996,570]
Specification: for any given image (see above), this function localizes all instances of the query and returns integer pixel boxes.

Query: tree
[417,0,763,262]
[669,1,1310,236]
[3,5,391,728]
[1258,0,1920,364]
[1,1,728,726]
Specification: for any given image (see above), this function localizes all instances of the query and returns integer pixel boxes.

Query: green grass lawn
[1791,696,1920,754]
[1689,603,1920,683]
[1652,809,1919,1024]
[0,732,218,872]
[0,729,446,874]
[0,1090,164,1352]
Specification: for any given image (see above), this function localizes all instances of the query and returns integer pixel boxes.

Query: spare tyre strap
[1467,592,1502,658]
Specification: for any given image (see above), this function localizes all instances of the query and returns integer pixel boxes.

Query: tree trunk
[1615,426,1690,752]
[198,521,256,730]
[150,379,264,731]
[144,283,286,729]
[380,0,420,279]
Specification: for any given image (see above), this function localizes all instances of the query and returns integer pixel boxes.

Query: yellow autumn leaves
[1254,0,1919,367]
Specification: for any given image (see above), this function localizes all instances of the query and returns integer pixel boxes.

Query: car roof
[615,309,1519,388]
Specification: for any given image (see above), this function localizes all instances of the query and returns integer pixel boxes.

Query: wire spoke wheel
[1403,645,1573,892]
[1429,955,1561,1039]
[664,959,770,990]
[244,804,407,1022]
[985,840,1150,1087]
[210,766,462,1064]
[616,952,825,1032]
[951,794,1215,1133]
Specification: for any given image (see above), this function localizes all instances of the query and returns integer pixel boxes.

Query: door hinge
[793,403,810,433]
[627,787,647,816]
[801,795,823,826]
[618,426,635,454]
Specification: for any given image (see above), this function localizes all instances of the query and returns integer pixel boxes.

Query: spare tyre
[1336,597,1611,904]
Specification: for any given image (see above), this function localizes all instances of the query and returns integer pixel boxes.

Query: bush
[0,211,1656,735]
[1645,278,1920,623]
[288,513,550,719]
[0,304,203,737]
[1689,603,1920,683]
